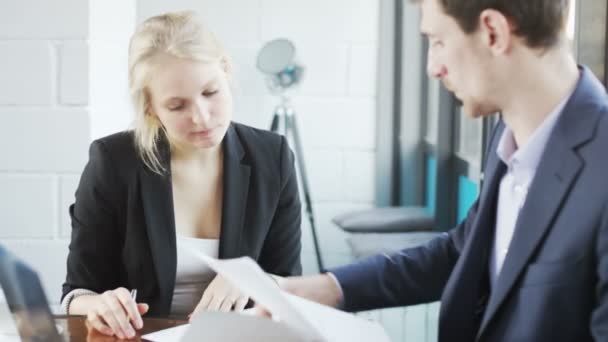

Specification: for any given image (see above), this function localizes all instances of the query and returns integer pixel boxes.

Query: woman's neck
[171,142,223,168]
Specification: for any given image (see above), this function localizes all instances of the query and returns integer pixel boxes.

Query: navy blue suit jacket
[332,67,608,341]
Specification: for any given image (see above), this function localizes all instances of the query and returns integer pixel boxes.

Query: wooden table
[55,315,187,341]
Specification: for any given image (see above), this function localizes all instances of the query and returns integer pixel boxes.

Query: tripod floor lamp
[256,38,325,273]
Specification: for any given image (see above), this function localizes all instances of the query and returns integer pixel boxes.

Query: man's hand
[281,273,343,308]
[254,273,344,319]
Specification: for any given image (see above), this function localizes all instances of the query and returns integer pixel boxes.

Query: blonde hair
[128,11,232,174]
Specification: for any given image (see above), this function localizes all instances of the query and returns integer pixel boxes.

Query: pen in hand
[129,289,140,327]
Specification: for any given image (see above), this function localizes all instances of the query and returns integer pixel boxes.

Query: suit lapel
[219,125,251,259]
[139,134,176,314]
[439,123,506,341]
[476,137,582,337]
[477,67,603,338]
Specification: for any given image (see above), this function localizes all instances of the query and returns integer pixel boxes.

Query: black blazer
[62,123,302,316]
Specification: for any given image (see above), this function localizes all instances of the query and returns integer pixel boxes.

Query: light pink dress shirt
[490,90,575,288]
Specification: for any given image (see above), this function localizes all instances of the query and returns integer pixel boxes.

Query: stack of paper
[144,254,391,341]
[201,254,389,342]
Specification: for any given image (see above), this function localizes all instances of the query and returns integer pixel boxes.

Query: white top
[170,235,219,316]
[490,87,575,288]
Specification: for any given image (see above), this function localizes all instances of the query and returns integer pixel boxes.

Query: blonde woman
[61,11,302,339]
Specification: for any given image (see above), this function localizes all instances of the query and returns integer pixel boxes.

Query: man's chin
[462,102,496,119]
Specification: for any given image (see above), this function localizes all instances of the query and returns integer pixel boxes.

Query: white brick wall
[0,42,54,105]
[59,42,89,105]
[137,0,263,44]
[0,175,57,239]
[89,0,136,140]
[0,0,90,311]
[0,0,88,39]
[0,109,89,172]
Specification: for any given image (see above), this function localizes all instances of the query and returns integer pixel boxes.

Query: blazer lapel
[219,124,251,259]
[439,123,506,341]
[139,134,176,314]
[477,67,603,338]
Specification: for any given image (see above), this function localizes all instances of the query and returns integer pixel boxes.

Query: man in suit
[277,0,608,340]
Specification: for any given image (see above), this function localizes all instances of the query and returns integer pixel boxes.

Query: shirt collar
[496,85,576,183]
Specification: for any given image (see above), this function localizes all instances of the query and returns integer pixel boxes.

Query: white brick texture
[0,0,87,39]
[304,149,344,202]
[137,0,261,44]
[59,42,89,105]
[0,109,90,172]
[0,42,54,105]
[267,97,376,150]
[344,151,376,202]
[0,0,88,316]
[349,44,378,96]
[0,175,57,239]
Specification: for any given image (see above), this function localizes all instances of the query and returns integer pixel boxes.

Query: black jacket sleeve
[62,140,125,301]
[257,136,302,276]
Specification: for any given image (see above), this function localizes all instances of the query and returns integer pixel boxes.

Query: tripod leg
[270,110,281,133]
[286,114,325,273]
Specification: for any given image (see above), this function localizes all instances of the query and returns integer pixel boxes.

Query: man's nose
[427,59,447,79]
[426,49,447,79]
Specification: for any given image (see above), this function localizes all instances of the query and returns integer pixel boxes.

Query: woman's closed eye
[168,104,184,111]
[202,89,219,97]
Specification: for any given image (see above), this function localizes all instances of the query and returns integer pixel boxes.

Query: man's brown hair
[414,0,570,48]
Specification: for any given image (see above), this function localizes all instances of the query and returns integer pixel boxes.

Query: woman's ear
[220,56,234,81]
[143,89,155,117]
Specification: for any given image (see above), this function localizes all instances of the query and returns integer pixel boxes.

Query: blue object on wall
[457,175,479,223]
[426,156,437,215]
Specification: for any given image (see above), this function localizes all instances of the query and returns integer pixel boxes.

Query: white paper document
[195,254,391,342]
[142,323,189,341]
[181,311,304,341]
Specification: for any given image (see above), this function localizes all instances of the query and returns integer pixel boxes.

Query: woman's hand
[189,274,249,321]
[82,287,149,339]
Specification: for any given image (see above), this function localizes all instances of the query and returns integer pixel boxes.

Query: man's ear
[479,9,513,55]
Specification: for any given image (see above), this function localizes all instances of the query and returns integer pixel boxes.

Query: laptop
[0,245,62,341]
